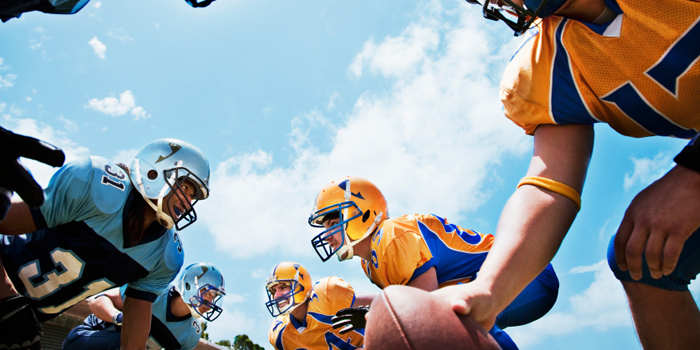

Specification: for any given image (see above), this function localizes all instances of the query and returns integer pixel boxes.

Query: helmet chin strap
[336,211,383,261]
[132,159,176,230]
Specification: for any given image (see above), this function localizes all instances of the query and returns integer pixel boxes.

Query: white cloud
[199,6,528,259]
[508,261,632,347]
[86,90,149,120]
[110,148,139,165]
[107,29,133,42]
[327,92,340,111]
[131,106,151,120]
[58,115,79,133]
[88,36,107,59]
[93,1,102,8]
[0,74,17,88]
[26,96,32,102]
[0,58,8,70]
[623,152,673,191]
[251,269,266,279]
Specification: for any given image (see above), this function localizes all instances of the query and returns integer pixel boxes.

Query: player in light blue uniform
[0,139,211,350]
[63,262,226,350]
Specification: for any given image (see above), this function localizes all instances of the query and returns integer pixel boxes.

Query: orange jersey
[268,276,364,350]
[360,214,494,289]
[500,0,700,137]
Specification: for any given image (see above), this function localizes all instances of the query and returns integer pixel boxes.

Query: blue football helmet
[179,262,226,322]
[128,139,210,230]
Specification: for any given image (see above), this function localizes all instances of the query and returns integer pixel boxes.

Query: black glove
[0,126,65,219]
[332,306,369,334]
[0,294,43,350]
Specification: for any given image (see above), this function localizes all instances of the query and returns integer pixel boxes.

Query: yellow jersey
[500,0,700,138]
[268,276,364,350]
[361,214,494,289]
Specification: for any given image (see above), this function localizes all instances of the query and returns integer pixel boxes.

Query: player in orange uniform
[265,261,372,350]
[433,0,700,348]
[308,176,559,350]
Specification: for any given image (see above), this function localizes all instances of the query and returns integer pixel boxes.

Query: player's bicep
[529,124,593,192]
[407,266,438,292]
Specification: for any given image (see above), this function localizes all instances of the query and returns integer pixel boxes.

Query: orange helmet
[265,262,312,317]
[308,176,388,262]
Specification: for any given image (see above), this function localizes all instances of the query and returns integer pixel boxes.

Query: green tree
[200,321,210,341]
[216,339,232,348]
[233,334,264,350]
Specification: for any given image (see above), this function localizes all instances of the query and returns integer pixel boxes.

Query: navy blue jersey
[0,156,183,321]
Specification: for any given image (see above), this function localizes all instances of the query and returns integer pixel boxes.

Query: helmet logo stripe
[155,142,182,164]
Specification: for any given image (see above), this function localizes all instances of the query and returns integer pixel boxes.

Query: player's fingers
[614,218,635,271]
[644,230,666,279]
[339,325,353,334]
[450,298,470,315]
[625,227,650,281]
[331,319,351,329]
[661,233,686,276]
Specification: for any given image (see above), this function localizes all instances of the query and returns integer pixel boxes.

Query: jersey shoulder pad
[163,231,185,273]
[89,156,131,215]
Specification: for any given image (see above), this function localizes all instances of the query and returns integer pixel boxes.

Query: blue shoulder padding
[164,231,185,272]
[89,157,131,215]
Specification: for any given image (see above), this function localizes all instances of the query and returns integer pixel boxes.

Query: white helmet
[128,139,210,230]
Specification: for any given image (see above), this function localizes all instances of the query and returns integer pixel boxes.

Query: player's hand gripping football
[615,165,700,280]
[431,282,499,331]
[0,126,65,220]
[332,306,369,334]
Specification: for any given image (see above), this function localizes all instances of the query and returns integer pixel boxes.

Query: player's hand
[0,294,43,350]
[431,282,499,331]
[615,165,700,280]
[0,126,65,208]
[332,306,369,334]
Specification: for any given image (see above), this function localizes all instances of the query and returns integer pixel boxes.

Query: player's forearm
[88,295,121,323]
[120,297,152,350]
[476,184,578,312]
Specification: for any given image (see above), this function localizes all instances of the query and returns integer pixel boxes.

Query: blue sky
[1,0,697,348]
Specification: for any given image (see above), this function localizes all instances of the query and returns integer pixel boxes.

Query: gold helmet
[308,176,388,262]
[265,262,312,317]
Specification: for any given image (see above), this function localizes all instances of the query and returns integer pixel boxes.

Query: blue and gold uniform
[268,276,364,350]
[360,214,559,350]
[0,156,183,321]
[501,0,700,138]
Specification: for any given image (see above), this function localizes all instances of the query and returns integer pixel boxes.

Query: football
[364,285,502,350]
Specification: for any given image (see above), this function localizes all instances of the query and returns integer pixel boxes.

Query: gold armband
[517,176,581,210]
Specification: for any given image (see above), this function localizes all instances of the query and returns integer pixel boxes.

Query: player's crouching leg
[0,294,42,350]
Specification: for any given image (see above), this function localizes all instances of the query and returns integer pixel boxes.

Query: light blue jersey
[120,284,202,350]
[0,156,184,321]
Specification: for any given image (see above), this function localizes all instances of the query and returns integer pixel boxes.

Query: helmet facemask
[309,202,363,262]
[163,167,208,231]
[466,0,542,36]
[186,284,226,322]
[265,280,307,317]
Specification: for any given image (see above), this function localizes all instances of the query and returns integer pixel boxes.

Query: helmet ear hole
[362,210,371,223]
[147,170,158,180]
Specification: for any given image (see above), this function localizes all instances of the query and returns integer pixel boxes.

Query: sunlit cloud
[623,152,673,191]
[88,36,107,59]
[0,74,17,88]
[86,90,150,120]
[508,261,632,347]
[199,4,527,259]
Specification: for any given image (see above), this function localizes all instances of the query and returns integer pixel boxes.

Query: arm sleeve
[38,157,96,228]
[380,232,427,286]
[326,277,356,311]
